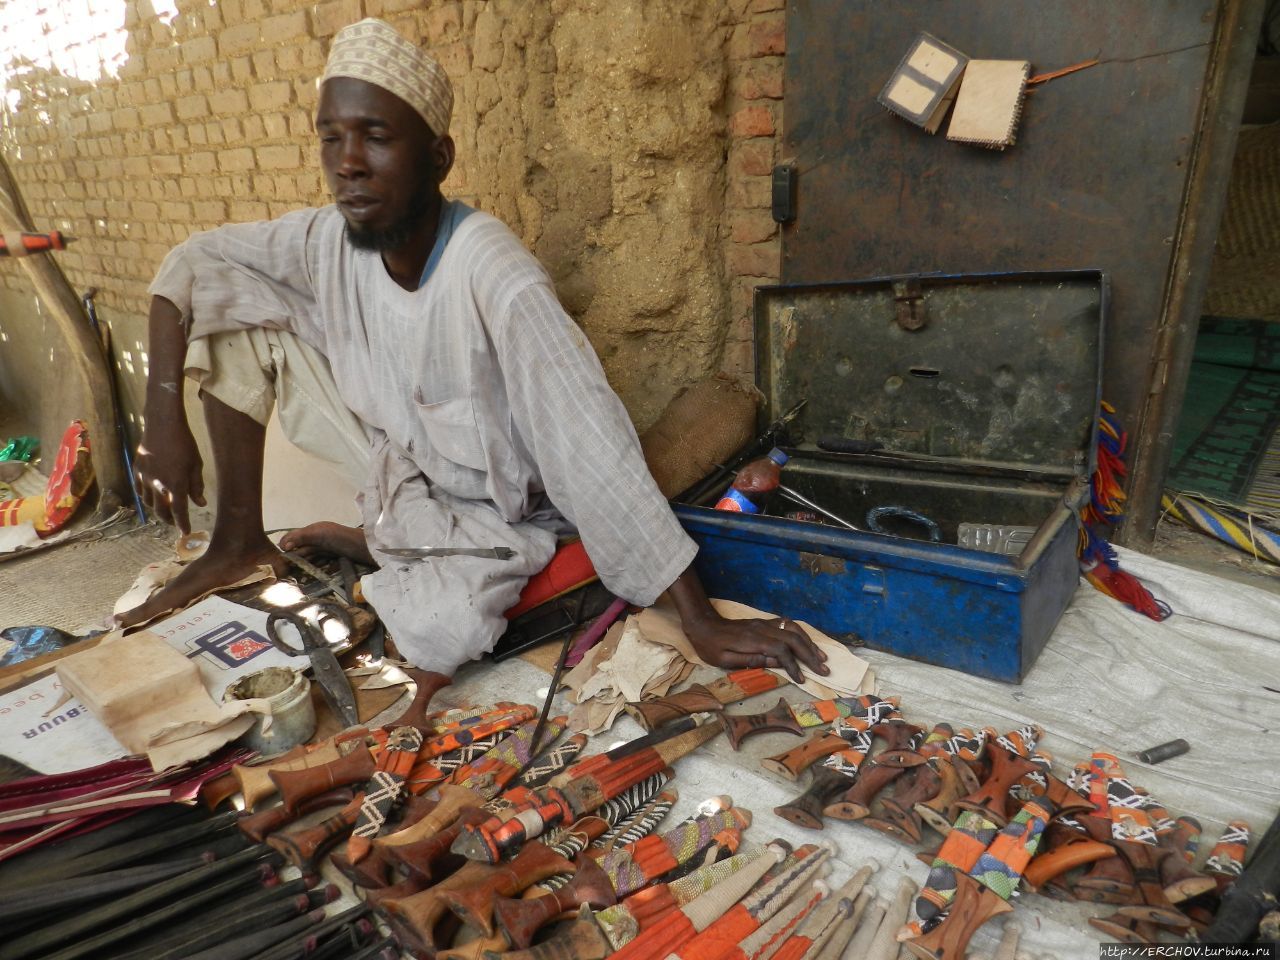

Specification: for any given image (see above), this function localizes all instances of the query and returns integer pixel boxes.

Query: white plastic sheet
[438,546,1280,959]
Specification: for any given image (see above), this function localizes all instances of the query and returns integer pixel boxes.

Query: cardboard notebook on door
[947,59,1031,149]
[877,32,969,134]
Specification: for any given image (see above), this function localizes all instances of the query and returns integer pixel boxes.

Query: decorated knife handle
[724,697,803,751]
[267,796,362,871]
[914,755,968,836]
[238,787,355,843]
[454,790,573,863]
[1157,817,1215,902]
[760,732,849,782]
[967,797,1056,900]
[495,857,617,949]
[520,734,590,788]
[1205,819,1250,891]
[954,744,1040,827]
[482,911,610,960]
[624,685,725,732]
[386,669,454,730]
[271,747,376,813]
[388,805,490,882]
[903,873,1013,960]
[439,842,578,934]
[775,767,856,831]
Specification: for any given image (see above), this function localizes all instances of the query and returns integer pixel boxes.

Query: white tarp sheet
[430,545,1279,960]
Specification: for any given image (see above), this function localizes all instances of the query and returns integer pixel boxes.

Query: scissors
[266,601,361,729]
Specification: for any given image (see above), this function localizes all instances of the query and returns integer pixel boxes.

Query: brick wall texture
[0,0,785,443]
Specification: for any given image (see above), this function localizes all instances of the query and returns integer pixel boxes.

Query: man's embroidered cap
[321,18,453,137]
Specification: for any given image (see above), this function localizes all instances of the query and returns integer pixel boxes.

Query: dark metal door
[781,0,1262,539]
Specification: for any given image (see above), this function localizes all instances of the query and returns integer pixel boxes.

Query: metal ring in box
[865,505,942,542]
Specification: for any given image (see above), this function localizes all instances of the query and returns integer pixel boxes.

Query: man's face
[315,76,452,252]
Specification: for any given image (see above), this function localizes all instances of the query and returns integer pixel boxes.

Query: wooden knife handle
[760,732,849,782]
[482,916,610,960]
[270,746,375,813]
[824,762,906,821]
[872,718,923,752]
[494,857,617,949]
[237,787,354,843]
[234,740,343,811]
[880,758,940,843]
[1023,839,1115,891]
[387,669,453,730]
[440,842,577,935]
[388,806,490,882]
[954,745,1039,827]
[624,685,724,732]
[723,698,803,751]
[375,783,479,849]
[914,755,967,836]
[1072,815,1137,903]
[266,795,362,871]
[902,874,1012,960]
[775,767,856,830]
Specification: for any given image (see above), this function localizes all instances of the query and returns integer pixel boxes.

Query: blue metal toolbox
[674,271,1106,682]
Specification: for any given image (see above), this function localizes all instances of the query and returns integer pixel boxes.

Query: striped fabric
[1162,492,1280,564]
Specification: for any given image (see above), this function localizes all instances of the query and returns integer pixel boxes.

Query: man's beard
[343,183,433,252]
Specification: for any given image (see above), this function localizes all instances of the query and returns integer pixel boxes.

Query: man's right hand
[133,414,206,534]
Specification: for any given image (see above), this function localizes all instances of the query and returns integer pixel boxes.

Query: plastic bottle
[715,447,789,514]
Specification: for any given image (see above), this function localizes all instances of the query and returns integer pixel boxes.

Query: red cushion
[505,539,598,619]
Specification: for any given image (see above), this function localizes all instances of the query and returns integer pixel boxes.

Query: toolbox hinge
[892,277,927,331]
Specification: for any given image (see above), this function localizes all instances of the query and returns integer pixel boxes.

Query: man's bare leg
[118,394,290,626]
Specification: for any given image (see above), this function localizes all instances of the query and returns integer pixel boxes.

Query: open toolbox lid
[753,270,1106,480]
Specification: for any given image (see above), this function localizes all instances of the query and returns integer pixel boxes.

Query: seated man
[123,17,826,683]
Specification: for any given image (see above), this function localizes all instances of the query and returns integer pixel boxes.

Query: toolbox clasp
[892,277,927,331]
[798,551,847,576]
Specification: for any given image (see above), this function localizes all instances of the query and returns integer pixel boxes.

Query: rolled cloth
[321,17,453,137]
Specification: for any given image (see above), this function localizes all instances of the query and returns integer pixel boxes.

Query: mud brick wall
[0,0,786,463]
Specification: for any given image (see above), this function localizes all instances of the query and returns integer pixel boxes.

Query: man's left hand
[681,609,829,684]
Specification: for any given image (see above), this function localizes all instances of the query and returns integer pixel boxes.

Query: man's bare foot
[117,538,289,628]
[279,522,374,565]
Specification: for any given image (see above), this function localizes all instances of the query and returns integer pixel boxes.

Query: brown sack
[640,374,758,499]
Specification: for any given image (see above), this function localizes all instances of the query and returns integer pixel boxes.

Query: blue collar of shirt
[418,199,476,289]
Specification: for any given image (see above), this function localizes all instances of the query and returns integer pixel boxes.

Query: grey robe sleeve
[147,208,326,345]
[493,281,698,607]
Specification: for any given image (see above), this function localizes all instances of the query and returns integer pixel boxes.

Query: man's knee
[189,329,279,426]
[394,596,506,675]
